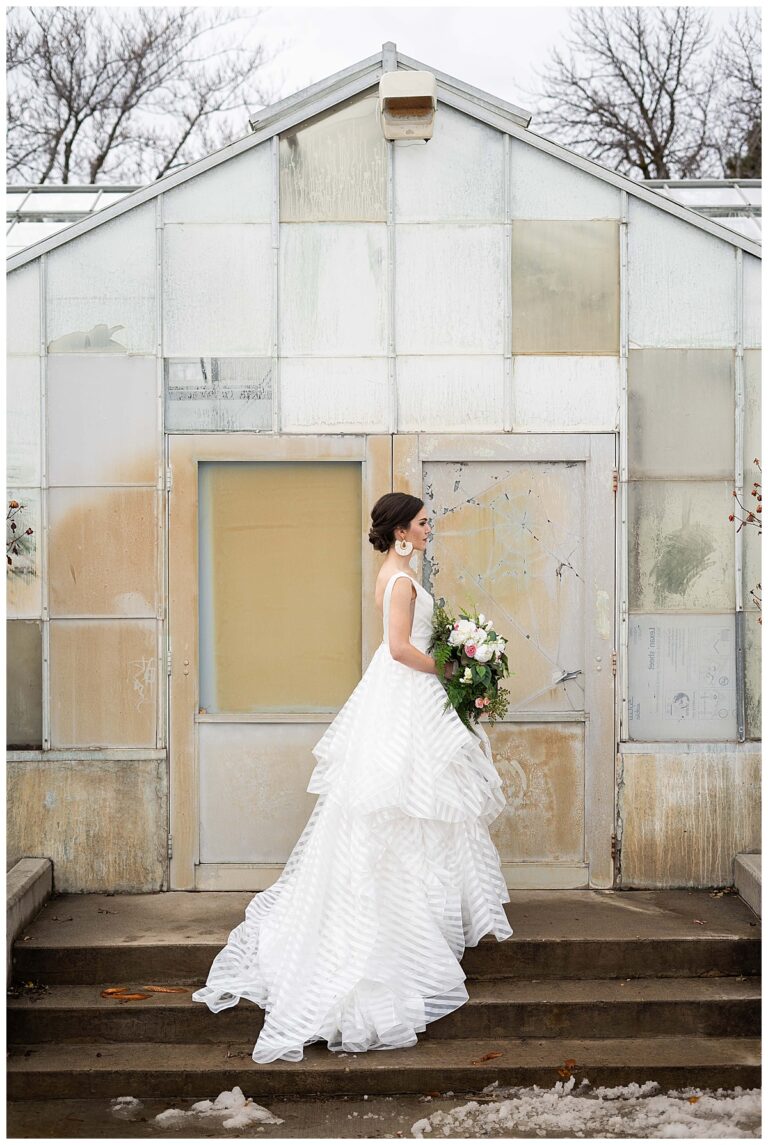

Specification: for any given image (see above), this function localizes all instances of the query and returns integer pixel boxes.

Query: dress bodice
[382,571,434,654]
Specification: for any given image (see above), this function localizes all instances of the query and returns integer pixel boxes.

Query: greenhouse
[6,43,761,895]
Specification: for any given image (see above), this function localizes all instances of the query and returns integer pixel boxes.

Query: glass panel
[7,261,40,354]
[511,221,619,353]
[47,356,158,485]
[509,139,620,219]
[163,223,273,356]
[199,723,319,862]
[22,191,98,214]
[46,202,156,353]
[628,481,735,610]
[49,619,158,748]
[7,191,28,211]
[744,611,761,741]
[512,356,619,430]
[163,145,271,223]
[743,255,761,348]
[628,350,734,477]
[738,187,761,206]
[7,620,42,749]
[423,460,585,714]
[743,350,761,612]
[628,198,736,348]
[279,223,387,355]
[198,461,361,712]
[280,92,387,222]
[720,217,762,242]
[627,613,737,740]
[7,357,41,485]
[395,104,504,222]
[165,358,272,432]
[8,221,69,251]
[395,224,504,354]
[7,489,41,618]
[48,488,159,617]
[668,187,745,208]
[396,356,504,431]
[280,357,389,432]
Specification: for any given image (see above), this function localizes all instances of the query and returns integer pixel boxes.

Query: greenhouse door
[395,433,617,888]
[167,434,391,890]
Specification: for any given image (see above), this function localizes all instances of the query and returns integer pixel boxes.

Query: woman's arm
[388,577,446,676]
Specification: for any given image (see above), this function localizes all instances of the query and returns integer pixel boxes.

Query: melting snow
[151,1087,284,1131]
[410,1078,761,1139]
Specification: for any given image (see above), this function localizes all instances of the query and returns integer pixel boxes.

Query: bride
[192,491,513,1063]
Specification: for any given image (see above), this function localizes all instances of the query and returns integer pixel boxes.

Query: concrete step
[12,889,761,985]
[8,977,761,1045]
[7,1036,761,1100]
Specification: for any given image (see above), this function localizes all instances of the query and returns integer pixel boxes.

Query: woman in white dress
[192,492,513,1063]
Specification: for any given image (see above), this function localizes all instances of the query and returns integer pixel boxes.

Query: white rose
[485,619,493,630]
[472,627,488,644]
[478,613,486,626]
[474,644,494,663]
[461,667,473,683]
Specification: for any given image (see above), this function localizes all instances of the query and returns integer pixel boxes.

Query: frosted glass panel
[509,140,620,219]
[628,481,735,610]
[279,357,389,432]
[628,613,737,740]
[627,350,734,477]
[395,224,505,354]
[165,358,272,432]
[512,357,620,431]
[7,620,42,749]
[49,619,158,748]
[279,224,387,355]
[628,199,736,348]
[47,356,158,486]
[48,488,160,617]
[280,92,386,222]
[7,356,41,485]
[394,104,504,222]
[163,145,271,223]
[744,611,761,741]
[396,356,504,431]
[46,203,156,353]
[7,262,40,353]
[511,221,619,353]
[163,223,273,355]
[423,460,585,714]
[7,489,41,618]
[743,255,761,348]
[199,462,361,712]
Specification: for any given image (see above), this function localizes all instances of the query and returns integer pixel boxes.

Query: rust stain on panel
[8,758,166,892]
[619,750,761,887]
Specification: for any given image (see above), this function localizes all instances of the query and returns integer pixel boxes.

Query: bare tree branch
[6,5,284,183]
[520,6,760,180]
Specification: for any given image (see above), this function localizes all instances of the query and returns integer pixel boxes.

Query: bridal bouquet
[429,602,512,729]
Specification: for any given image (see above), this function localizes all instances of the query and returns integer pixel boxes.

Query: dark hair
[368,492,424,554]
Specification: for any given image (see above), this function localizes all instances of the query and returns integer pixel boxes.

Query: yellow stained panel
[199,461,361,712]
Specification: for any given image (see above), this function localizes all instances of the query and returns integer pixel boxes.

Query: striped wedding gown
[192,569,513,1063]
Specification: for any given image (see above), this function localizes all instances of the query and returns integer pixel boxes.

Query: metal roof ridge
[396,50,532,127]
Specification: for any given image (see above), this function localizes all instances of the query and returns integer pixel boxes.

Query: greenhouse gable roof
[6,41,762,271]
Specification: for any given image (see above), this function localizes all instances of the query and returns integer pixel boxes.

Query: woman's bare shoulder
[375,568,416,609]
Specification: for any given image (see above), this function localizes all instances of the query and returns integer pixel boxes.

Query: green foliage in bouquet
[429,601,512,730]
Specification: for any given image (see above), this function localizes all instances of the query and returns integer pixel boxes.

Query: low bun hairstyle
[368,492,424,554]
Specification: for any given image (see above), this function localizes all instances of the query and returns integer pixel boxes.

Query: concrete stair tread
[18,889,761,947]
[8,1036,761,1073]
[7,976,761,1011]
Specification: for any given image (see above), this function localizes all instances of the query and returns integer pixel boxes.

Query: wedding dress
[192,569,513,1063]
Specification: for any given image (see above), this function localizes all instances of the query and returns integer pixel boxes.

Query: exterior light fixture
[378,71,437,141]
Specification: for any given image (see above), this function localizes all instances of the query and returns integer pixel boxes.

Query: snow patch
[411,1080,761,1139]
[153,1087,283,1131]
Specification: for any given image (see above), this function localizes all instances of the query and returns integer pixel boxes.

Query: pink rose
[475,697,484,708]
[465,643,477,657]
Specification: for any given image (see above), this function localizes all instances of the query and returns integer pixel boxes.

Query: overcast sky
[254,3,746,118]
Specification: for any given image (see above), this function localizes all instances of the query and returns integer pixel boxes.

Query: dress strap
[384,571,417,599]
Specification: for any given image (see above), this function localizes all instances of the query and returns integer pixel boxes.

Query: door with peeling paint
[396,433,617,888]
[167,434,391,890]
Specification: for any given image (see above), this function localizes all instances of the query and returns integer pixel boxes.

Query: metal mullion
[734,248,746,741]
[618,191,629,742]
[39,254,50,751]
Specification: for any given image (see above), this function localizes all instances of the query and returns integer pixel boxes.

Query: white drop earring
[395,537,413,556]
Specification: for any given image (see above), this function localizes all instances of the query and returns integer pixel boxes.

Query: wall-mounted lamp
[378,71,437,141]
